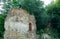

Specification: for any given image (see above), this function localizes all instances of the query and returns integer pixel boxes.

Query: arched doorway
[29,22,32,31]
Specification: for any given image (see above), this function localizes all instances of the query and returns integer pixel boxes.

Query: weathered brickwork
[4,8,37,39]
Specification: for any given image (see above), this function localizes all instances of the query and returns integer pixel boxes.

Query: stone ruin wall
[4,8,37,39]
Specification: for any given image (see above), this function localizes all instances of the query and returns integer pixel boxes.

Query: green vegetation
[0,0,60,39]
[0,14,6,39]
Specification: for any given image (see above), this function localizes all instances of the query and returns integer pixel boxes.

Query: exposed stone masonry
[4,8,37,39]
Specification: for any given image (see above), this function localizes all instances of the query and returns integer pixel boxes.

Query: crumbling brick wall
[4,8,37,39]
